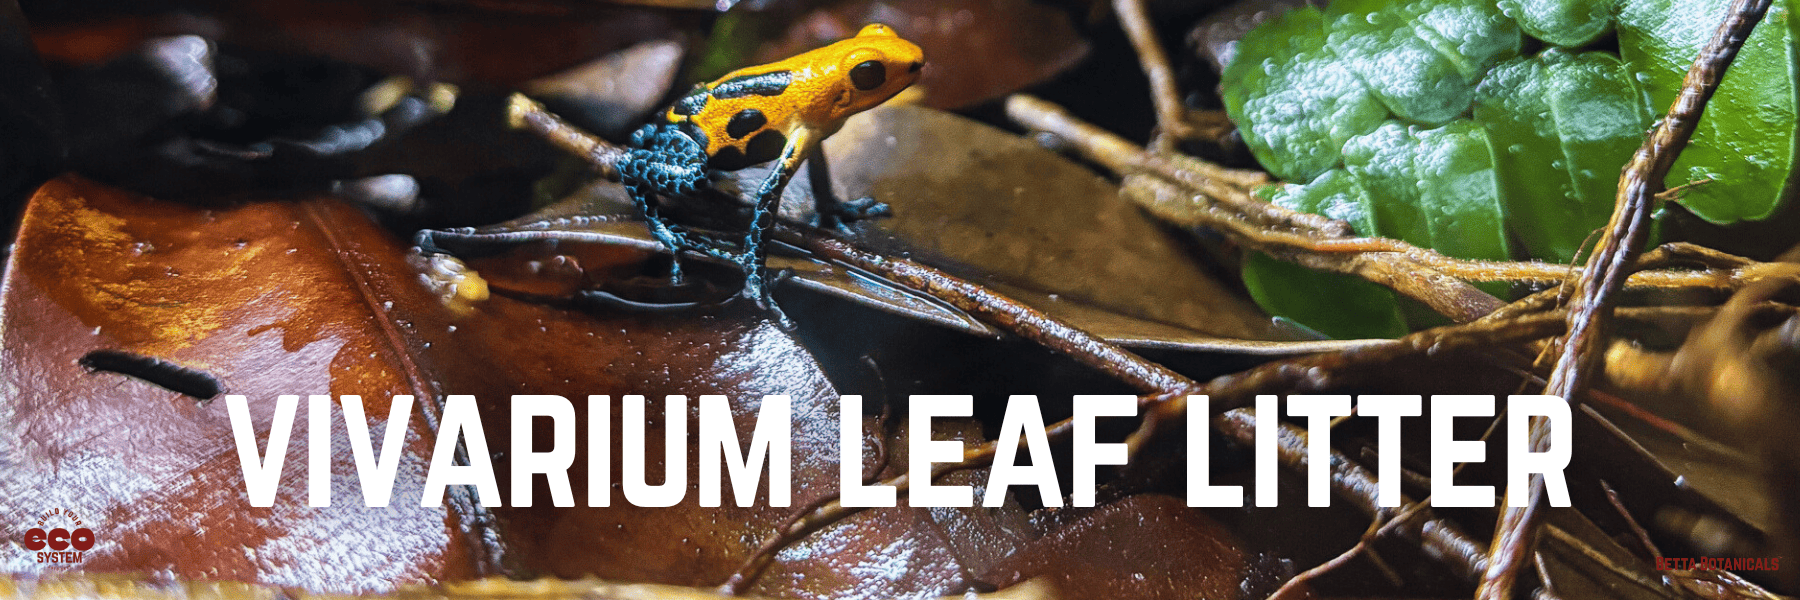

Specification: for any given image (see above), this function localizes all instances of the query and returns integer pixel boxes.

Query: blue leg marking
[619,125,740,276]
[737,144,808,328]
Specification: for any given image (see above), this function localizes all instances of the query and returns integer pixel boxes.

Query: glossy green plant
[1223,0,1797,339]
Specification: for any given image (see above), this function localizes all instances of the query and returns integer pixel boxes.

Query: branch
[1112,0,1195,151]
[1484,1,1775,598]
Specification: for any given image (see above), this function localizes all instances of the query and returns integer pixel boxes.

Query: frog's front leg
[737,127,822,321]
[805,146,892,230]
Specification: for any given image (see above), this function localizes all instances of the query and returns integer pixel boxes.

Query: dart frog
[414,24,923,323]
[618,23,924,318]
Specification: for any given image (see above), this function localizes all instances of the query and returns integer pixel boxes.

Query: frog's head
[817,24,924,122]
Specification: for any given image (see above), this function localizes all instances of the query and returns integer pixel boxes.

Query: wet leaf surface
[0,174,1257,600]
[0,176,884,596]
[0,176,487,590]
[979,494,1267,600]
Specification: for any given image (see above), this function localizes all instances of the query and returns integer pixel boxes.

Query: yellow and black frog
[415,24,923,323]
[617,23,924,314]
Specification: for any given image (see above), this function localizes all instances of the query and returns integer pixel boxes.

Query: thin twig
[1269,502,1434,600]
[1005,95,1799,322]
[769,221,1750,593]
[1484,2,1775,599]
[1544,0,1771,419]
[783,228,1198,395]
[1218,409,1490,580]
[1534,523,1704,599]
[1112,0,1195,152]
[1600,481,1664,564]
[1008,93,1508,322]
[761,223,1690,589]
[508,94,627,178]
[1008,93,1351,236]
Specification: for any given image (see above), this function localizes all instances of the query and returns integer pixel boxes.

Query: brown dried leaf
[979,494,1254,600]
[0,175,1081,600]
[28,1,692,86]
[816,104,1282,344]
[0,175,488,591]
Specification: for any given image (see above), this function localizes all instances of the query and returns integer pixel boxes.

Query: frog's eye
[850,60,886,91]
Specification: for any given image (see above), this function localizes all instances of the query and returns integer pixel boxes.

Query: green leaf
[1241,174,1408,339]
[1501,0,1618,46]
[1223,0,1798,335]
[1222,6,1388,182]
[1326,0,1480,124]
[1343,122,1434,245]
[1474,50,1652,264]
[1412,120,1513,266]
[1618,0,1800,223]
[1409,0,1524,78]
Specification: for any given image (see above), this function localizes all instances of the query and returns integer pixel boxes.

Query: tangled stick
[1488,2,1776,599]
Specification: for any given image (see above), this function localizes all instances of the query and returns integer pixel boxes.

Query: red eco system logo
[22,507,95,564]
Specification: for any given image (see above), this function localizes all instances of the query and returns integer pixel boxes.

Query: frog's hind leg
[619,125,736,277]
[805,147,891,230]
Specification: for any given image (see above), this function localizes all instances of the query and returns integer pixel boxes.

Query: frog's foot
[813,195,892,230]
[735,260,795,330]
[639,214,696,281]
[641,214,745,282]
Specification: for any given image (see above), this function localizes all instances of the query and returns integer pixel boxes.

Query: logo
[1655,556,1782,572]
[22,507,95,564]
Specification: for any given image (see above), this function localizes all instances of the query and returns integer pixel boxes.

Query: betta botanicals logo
[21,507,96,564]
